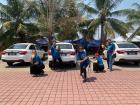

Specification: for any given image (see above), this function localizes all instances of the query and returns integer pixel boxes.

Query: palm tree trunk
[101,22,104,44]
[100,14,106,45]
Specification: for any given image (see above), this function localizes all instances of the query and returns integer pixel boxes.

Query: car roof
[56,42,72,44]
[115,42,133,44]
[14,43,35,45]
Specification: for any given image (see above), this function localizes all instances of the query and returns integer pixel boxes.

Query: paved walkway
[0,68,140,105]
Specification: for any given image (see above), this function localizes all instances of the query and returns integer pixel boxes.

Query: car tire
[72,63,76,68]
[134,62,139,65]
[7,62,13,66]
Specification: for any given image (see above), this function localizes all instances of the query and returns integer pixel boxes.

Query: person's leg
[58,58,63,68]
[82,62,89,82]
[53,58,57,69]
[108,54,113,71]
[80,67,83,76]
[58,58,62,63]
[30,64,34,74]
[80,63,84,75]
[82,66,87,82]
[107,53,110,68]
[83,68,87,80]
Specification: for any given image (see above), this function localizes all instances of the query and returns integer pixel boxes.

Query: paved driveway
[0,61,140,105]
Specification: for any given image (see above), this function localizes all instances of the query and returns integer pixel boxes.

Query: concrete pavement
[0,61,140,105]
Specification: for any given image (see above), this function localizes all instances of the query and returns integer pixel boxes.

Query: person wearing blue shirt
[96,53,104,72]
[51,42,62,70]
[107,39,115,71]
[30,50,45,76]
[77,46,90,82]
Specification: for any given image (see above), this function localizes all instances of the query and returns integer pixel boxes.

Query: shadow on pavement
[6,63,30,68]
[32,73,48,77]
[112,68,122,71]
[114,62,140,68]
[86,77,97,82]
[51,64,80,72]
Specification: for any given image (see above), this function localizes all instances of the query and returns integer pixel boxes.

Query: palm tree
[124,3,140,41]
[0,0,39,43]
[79,0,130,44]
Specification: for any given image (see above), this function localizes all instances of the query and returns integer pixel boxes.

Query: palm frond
[132,3,140,10]
[104,21,115,37]
[88,18,100,35]
[108,0,123,10]
[110,9,128,17]
[95,0,106,10]
[79,19,93,27]
[78,3,98,14]
[108,18,129,38]
[127,27,140,41]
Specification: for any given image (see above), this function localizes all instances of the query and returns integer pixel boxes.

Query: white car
[48,42,77,68]
[1,43,45,66]
[103,42,140,65]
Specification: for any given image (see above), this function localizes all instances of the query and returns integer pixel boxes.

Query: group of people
[29,39,115,82]
[76,39,115,82]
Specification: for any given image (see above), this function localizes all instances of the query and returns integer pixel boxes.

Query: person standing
[106,39,115,71]
[51,42,62,70]
[77,46,90,82]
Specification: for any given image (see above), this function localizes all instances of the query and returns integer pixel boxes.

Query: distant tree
[57,0,80,41]
[0,0,39,45]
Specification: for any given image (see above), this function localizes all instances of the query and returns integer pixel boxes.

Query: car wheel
[134,62,139,65]
[7,62,13,66]
[72,63,76,68]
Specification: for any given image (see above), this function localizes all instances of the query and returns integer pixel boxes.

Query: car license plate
[61,54,67,56]
[8,52,17,55]
[128,52,137,55]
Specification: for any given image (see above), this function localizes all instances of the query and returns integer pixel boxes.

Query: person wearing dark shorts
[77,46,90,82]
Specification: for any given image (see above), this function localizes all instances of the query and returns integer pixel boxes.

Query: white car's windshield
[57,44,72,49]
[117,43,138,48]
[8,44,28,49]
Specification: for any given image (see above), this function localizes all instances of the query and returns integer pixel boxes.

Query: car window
[29,45,36,50]
[117,43,138,48]
[36,45,41,50]
[57,44,72,49]
[8,44,28,49]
